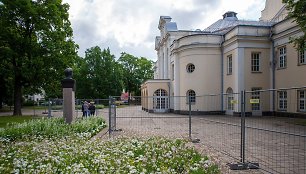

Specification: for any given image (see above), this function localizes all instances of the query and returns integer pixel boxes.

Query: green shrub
[75,104,104,110]
[23,100,35,106]
[0,137,220,173]
[0,117,106,142]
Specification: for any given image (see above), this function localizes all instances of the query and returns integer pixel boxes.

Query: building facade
[141,0,306,116]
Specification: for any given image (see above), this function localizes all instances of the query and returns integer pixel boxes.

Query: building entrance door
[153,89,169,113]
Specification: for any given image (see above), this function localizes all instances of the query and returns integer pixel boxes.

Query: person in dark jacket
[81,102,85,117]
[89,102,96,116]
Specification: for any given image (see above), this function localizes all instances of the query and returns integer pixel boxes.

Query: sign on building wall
[250,99,260,104]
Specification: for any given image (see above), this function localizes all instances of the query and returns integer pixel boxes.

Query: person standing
[89,102,96,116]
[83,101,89,117]
[81,102,85,117]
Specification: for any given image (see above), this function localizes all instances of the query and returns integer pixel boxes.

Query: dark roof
[203,12,274,34]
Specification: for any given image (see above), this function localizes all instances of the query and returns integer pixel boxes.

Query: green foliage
[74,46,124,98]
[0,117,106,141]
[0,0,78,115]
[75,104,104,110]
[118,53,154,96]
[0,136,220,173]
[0,115,219,173]
[22,100,35,106]
[0,116,39,128]
[283,0,306,50]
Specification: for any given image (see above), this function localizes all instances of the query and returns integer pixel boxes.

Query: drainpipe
[270,29,276,112]
[220,35,225,111]
[168,81,170,112]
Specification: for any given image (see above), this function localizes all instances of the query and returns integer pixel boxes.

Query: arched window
[226,88,234,110]
[187,90,196,104]
[154,89,167,96]
[186,63,195,73]
[153,89,168,111]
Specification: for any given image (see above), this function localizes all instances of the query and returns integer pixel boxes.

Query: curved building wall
[173,44,222,112]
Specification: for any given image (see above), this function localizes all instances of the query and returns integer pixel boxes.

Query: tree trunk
[0,95,3,109]
[13,76,22,116]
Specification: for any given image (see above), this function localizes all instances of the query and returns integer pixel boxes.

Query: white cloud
[63,0,267,60]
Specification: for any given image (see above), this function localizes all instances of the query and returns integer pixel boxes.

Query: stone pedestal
[61,68,75,124]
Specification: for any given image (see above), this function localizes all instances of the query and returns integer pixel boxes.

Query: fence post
[108,96,112,137]
[33,104,36,117]
[241,90,246,164]
[189,96,192,140]
[48,99,51,118]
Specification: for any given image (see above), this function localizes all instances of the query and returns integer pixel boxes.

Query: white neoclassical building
[141,0,306,116]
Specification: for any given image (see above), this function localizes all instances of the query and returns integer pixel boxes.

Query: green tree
[118,53,154,96]
[0,0,78,115]
[283,0,306,50]
[74,46,123,99]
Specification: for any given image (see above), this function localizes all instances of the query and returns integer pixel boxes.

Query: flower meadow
[0,117,220,173]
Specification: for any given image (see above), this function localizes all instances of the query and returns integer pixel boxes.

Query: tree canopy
[283,0,306,50]
[74,48,154,98]
[118,53,154,96]
[74,46,124,99]
[0,0,78,115]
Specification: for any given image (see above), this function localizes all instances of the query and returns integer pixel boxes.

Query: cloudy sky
[62,0,266,61]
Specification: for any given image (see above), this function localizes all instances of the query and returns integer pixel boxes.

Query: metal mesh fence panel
[47,98,63,117]
[190,93,243,165]
[47,98,110,118]
[109,96,190,139]
[244,87,306,173]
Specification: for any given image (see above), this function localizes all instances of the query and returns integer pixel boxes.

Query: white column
[236,47,245,112]
[158,50,163,79]
[173,54,180,111]
[163,45,168,79]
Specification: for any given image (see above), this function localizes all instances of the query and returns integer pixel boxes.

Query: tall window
[227,55,232,75]
[251,53,260,72]
[279,47,287,68]
[251,88,261,111]
[299,50,305,65]
[171,64,174,80]
[278,91,287,111]
[186,90,196,104]
[226,88,234,110]
[153,89,168,110]
[298,90,306,112]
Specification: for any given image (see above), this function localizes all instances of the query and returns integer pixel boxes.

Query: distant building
[24,90,45,105]
[141,0,306,115]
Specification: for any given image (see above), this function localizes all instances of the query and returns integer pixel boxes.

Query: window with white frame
[227,55,232,75]
[278,91,287,111]
[251,53,260,72]
[251,88,261,111]
[298,90,306,112]
[226,88,234,110]
[186,90,196,104]
[279,47,287,68]
[299,50,305,65]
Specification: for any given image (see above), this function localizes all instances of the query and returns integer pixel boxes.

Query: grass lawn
[0,106,13,113]
[0,115,41,128]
